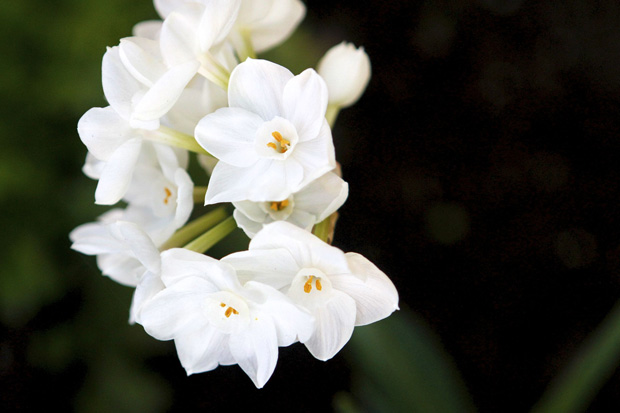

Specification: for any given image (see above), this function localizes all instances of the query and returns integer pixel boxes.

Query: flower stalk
[183,215,237,253]
[160,207,228,251]
[193,186,208,203]
[147,126,211,155]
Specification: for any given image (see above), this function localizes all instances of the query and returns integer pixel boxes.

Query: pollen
[220,302,239,318]
[267,131,290,153]
[164,187,172,205]
[270,200,289,211]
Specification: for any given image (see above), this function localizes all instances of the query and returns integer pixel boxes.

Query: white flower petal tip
[318,42,371,108]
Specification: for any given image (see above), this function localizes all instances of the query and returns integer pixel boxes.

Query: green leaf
[345,308,476,413]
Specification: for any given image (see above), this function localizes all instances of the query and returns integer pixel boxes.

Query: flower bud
[317,42,371,108]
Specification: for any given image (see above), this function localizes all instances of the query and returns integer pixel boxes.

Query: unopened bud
[317,42,371,108]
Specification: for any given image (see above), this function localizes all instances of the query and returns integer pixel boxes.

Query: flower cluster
[71,0,398,388]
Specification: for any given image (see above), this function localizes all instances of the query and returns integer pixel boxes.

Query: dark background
[2,0,620,411]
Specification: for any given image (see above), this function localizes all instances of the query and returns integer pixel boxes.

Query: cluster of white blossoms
[71,0,398,388]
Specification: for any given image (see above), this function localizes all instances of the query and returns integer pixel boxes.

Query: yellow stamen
[164,187,172,205]
[220,303,226,307]
[224,306,239,318]
[270,200,290,211]
[267,131,290,153]
[304,276,314,293]
[316,279,322,291]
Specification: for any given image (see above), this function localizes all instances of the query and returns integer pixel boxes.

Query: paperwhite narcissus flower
[233,171,348,238]
[222,221,399,361]
[138,248,314,388]
[196,58,336,204]
[102,37,199,130]
[317,42,371,108]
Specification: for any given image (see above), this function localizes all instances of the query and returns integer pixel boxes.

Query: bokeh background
[2,0,620,411]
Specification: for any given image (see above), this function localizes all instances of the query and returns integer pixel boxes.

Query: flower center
[266,131,290,153]
[303,275,323,293]
[220,302,239,318]
[270,199,289,211]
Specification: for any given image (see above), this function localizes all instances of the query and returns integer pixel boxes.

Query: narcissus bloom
[222,221,399,361]
[138,248,314,388]
[196,58,336,204]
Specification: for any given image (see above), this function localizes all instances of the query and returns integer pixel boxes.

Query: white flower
[102,37,199,130]
[317,42,371,108]
[196,58,336,204]
[138,248,314,388]
[222,221,399,361]
[233,171,348,238]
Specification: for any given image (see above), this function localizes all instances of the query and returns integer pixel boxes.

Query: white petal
[139,276,210,340]
[249,221,350,275]
[154,0,183,18]
[228,59,292,121]
[78,106,135,160]
[222,248,299,287]
[334,253,399,326]
[291,120,336,185]
[115,221,161,274]
[204,159,271,204]
[97,253,144,286]
[130,270,164,324]
[132,59,200,126]
[232,208,264,238]
[175,327,231,375]
[233,200,268,223]
[102,46,141,121]
[195,107,262,167]
[198,0,241,50]
[282,68,328,140]
[69,222,122,255]
[160,248,241,291]
[293,172,348,222]
[302,289,356,361]
[228,316,278,388]
[245,280,314,344]
[132,20,163,39]
[118,37,164,88]
[160,4,203,66]
[242,0,306,53]
[95,138,143,205]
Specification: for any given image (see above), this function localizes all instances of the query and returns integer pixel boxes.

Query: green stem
[183,216,237,253]
[312,216,331,244]
[531,299,620,413]
[160,207,227,251]
[197,52,230,90]
[326,104,341,128]
[147,126,210,155]
[237,30,257,62]
[193,186,207,203]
